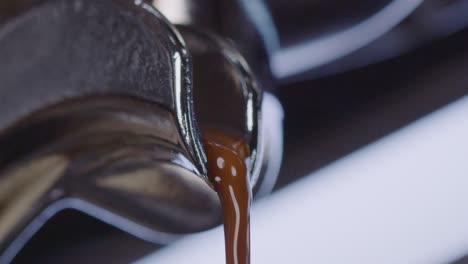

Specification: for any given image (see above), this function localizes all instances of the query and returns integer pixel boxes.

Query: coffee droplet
[203,128,251,264]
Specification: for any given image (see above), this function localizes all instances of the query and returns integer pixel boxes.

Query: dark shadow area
[12,210,158,264]
[452,254,468,264]
[276,28,468,189]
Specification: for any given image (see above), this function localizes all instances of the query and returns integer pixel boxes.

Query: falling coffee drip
[203,128,252,264]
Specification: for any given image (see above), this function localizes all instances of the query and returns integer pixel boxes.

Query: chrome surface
[0,96,221,264]
[0,0,206,174]
[153,0,276,90]
[0,0,216,262]
[178,26,265,187]
[179,26,284,195]
[0,0,283,262]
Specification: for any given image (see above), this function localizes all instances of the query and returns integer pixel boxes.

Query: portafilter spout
[0,0,283,263]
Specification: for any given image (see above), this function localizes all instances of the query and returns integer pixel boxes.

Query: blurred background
[11,0,468,263]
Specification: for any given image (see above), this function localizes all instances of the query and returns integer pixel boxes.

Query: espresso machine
[1,0,467,262]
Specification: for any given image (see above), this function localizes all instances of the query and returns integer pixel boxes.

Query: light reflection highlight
[271,0,423,78]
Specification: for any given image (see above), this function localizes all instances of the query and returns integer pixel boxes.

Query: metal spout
[0,0,283,262]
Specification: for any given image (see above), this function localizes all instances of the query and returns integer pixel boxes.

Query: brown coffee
[203,128,251,264]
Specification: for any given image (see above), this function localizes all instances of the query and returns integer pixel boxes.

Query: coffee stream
[203,128,252,264]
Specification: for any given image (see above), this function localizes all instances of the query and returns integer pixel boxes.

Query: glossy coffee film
[203,128,252,264]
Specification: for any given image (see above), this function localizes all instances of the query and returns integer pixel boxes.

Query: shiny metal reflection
[178,26,266,188]
[0,96,220,263]
[0,0,283,262]
[0,0,215,260]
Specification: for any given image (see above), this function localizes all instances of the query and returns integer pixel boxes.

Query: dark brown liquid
[203,128,251,264]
